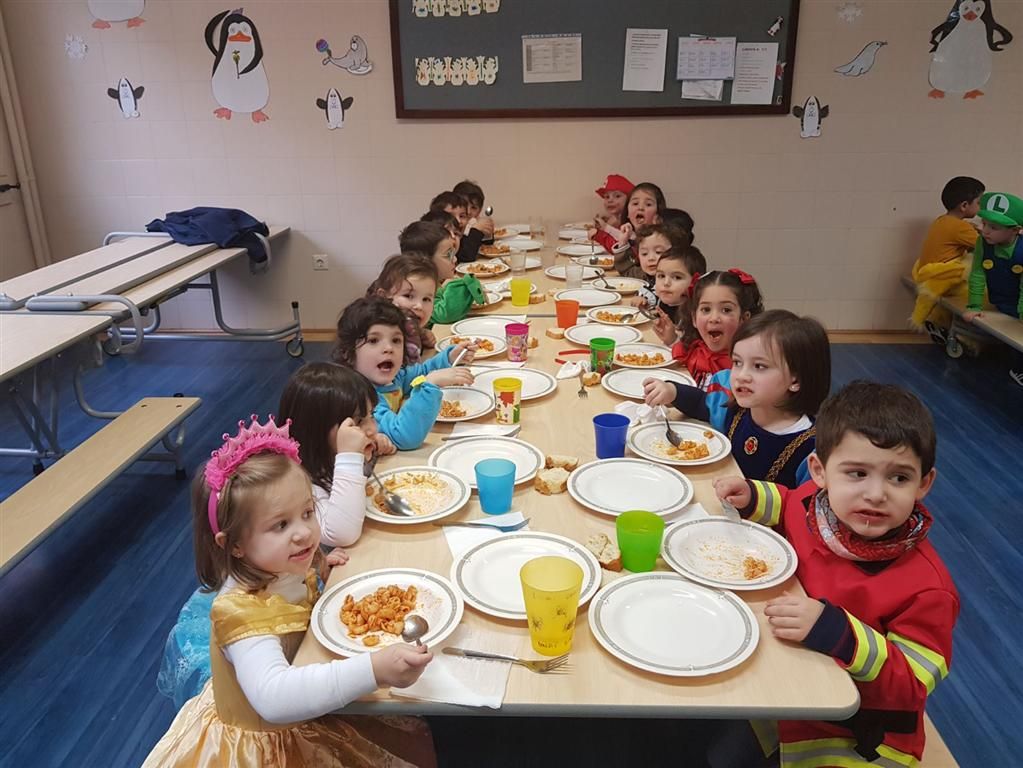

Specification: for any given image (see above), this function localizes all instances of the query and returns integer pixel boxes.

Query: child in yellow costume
[142,416,436,768]
[911,176,984,343]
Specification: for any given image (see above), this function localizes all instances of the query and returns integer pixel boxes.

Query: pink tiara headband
[204,414,301,536]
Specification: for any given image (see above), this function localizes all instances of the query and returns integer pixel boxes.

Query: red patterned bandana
[807,490,933,562]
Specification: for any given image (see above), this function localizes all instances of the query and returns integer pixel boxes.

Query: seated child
[626,223,691,308]
[911,176,984,342]
[661,207,695,241]
[714,381,958,767]
[594,173,634,228]
[651,244,706,342]
[400,220,484,325]
[144,418,437,767]
[429,190,485,262]
[368,253,441,362]
[670,269,764,389]
[590,182,668,276]
[332,297,474,450]
[646,309,830,488]
[452,179,495,238]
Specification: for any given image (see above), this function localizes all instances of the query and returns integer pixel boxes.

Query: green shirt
[429,275,484,326]
[967,235,1022,316]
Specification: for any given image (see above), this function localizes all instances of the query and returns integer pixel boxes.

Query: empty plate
[564,323,642,346]
[600,368,696,400]
[557,243,609,257]
[568,458,693,517]
[469,367,557,401]
[588,572,759,677]
[498,237,542,251]
[593,277,647,295]
[559,227,589,240]
[554,288,621,307]
[428,436,544,488]
[452,316,525,337]
[437,386,495,422]
[545,265,605,281]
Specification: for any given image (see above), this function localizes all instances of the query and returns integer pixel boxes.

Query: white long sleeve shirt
[312,452,367,548]
[220,574,378,724]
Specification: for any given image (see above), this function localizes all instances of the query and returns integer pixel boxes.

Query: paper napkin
[556,359,592,379]
[441,512,529,560]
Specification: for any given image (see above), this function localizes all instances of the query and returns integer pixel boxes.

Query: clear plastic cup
[564,263,584,290]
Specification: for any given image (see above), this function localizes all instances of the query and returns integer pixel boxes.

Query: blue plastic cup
[593,413,631,459]
[474,458,517,514]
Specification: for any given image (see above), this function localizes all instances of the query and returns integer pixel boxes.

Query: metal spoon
[401,614,429,646]
[484,206,493,216]
[363,451,415,517]
[658,405,684,448]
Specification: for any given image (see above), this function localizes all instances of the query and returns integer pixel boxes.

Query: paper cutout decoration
[108,77,143,118]
[838,2,863,23]
[65,35,88,59]
[316,36,373,75]
[767,16,783,37]
[205,9,270,123]
[776,61,787,80]
[834,41,886,76]
[414,56,497,85]
[88,0,145,28]
[792,96,829,138]
[316,87,354,129]
[412,0,498,17]
[928,0,1014,99]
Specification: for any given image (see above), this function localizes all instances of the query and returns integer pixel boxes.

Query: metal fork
[658,406,684,448]
[433,517,530,532]
[577,369,588,398]
[443,648,571,673]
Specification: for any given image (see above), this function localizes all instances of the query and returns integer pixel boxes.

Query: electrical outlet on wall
[312,254,329,271]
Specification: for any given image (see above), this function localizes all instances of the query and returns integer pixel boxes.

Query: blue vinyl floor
[0,338,1019,767]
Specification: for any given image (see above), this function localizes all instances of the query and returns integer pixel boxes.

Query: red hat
[596,174,634,198]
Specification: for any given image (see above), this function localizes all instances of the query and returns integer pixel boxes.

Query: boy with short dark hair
[429,190,490,262]
[911,176,984,340]
[715,380,958,767]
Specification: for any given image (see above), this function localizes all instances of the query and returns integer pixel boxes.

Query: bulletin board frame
[389,0,800,119]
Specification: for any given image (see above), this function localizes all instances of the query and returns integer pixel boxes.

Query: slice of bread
[534,467,569,495]
[585,532,622,572]
[582,371,601,386]
[528,336,539,349]
[545,454,579,471]
[545,327,565,340]
[528,293,546,304]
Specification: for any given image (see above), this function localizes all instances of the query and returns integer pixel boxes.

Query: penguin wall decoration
[792,96,829,138]
[204,8,270,123]
[834,40,886,76]
[316,36,373,75]
[107,77,143,118]
[88,0,145,29]
[928,0,1013,99]
[316,88,354,130]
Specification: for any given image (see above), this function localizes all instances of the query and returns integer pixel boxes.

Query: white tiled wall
[3,0,1022,330]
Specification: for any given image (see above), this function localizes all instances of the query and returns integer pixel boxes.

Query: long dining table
[293,237,860,720]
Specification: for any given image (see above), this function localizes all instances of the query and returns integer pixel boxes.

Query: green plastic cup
[589,337,616,375]
[615,510,665,572]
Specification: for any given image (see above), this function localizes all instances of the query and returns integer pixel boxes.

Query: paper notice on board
[522,33,582,83]
[730,42,778,104]
[622,28,668,92]
[681,79,724,101]
[676,36,736,80]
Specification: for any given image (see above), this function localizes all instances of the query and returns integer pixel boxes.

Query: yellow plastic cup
[493,377,522,424]
[520,556,584,656]
[510,276,531,307]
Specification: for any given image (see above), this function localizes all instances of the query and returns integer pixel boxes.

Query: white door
[0,96,35,281]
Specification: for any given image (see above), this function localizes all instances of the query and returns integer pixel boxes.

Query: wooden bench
[902,275,1023,359]
[923,714,958,767]
[0,396,200,576]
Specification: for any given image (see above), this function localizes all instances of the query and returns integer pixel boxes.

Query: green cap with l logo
[978,192,1023,228]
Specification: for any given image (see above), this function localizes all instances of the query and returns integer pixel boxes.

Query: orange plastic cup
[555,299,580,329]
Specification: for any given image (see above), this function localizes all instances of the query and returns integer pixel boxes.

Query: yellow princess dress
[143,572,435,768]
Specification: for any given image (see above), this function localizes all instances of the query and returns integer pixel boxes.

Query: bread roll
[545,454,579,471]
[545,327,565,340]
[585,532,622,572]
[582,371,601,386]
[534,467,569,495]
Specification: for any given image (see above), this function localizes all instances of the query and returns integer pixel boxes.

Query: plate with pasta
[661,518,798,591]
[435,333,507,359]
[456,260,509,277]
[612,343,675,369]
[435,385,494,422]
[626,421,730,467]
[312,568,464,655]
[364,465,471,524]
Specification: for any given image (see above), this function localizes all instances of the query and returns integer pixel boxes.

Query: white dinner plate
[564,323,642,346]
[571,254,615,270]
[436,385,495,422]
[452,316,525,337]
[557,243,609,257]
[627,422,730,467]
[588,572,759,677]
[662,518,799,591]
[364,466,471,525]
[498,237,542,251]
[312,568,464,656]
[497,223,530,235]
[428,436,544,488]
[600,368,696,400]
[585,306,650,326]
[559,227,589,240]
[498,255,541,270]
[435,333,506,360]
[456,260,509,278]
[476,291,502,306]
[554,288,621,307]
[469,367,558,401]
[593,277,647,295]
[545,265,605,281]
[567,459,693,517]
[612,342,674,369]
[482,278,538,296]
[450,532,601,620]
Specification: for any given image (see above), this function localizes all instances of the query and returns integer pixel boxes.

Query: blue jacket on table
[670,369,814,488]
[374,349,454,450]
[146,207,270,268]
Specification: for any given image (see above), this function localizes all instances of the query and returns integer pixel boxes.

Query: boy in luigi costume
[963,192,1023,386]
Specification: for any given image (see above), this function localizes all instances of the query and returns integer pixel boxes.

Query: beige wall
[2,0,1021,330]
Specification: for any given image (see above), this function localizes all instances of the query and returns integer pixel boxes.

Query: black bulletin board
[389,0,800,119]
